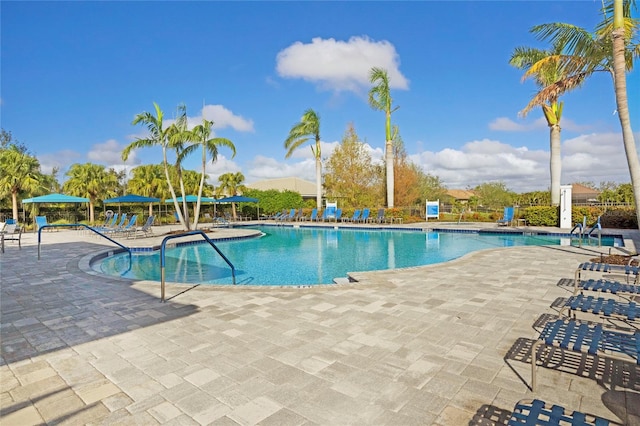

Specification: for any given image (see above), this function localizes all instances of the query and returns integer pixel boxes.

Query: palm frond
[520,73,588,116]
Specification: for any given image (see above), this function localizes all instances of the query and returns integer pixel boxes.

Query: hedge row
[522,206,638,229]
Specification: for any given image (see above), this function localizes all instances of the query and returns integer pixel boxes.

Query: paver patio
[1,222,639,425]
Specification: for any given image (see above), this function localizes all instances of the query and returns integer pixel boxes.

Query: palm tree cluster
[510,0,639,224]
[123,103,236,230]
[284,67,400,210]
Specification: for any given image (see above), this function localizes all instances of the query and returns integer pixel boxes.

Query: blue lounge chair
[561,294,638,321]
[496,206,514,226]
[323,206,336,222]
[305,208,317,221]
[508,399,609,425]
[358,208,370,223]
[103,213,127,235]
[342,209,360,223]
[110,214,137,236]
[531,318,639,391]
[575,261,640,287]
[128,215,155,239]
[35,215,49,231]
[574,279,640,297]
[278,209,295,222]
[329,208,342,222]
[497,206,514,225]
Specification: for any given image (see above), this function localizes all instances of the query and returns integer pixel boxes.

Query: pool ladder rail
[569,216,602,248]
[160,230,236,302]
[37,223,132,263]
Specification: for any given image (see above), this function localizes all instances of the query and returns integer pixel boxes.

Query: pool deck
[1,221,639,425]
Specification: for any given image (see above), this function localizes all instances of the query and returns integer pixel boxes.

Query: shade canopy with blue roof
[164,195,218,203]
[22,193,89,203]
[103,194,161,203]
[216,195,259,203]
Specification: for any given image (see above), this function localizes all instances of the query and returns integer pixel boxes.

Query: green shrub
[523,206,558,226]
[523,205,637,228]
[599,208,638,228]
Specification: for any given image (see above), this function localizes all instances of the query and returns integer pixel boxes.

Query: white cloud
[276,36,409,93]
[87,139,135,165]
[411,133,637,192]
[562,132,635,183]
[489,116,547,131]
[200,105,254,132]
[286,140,340,160]
[489,116,593,133]
[204,154,242,183]
[245,155,317,182]
[38,150,82,175]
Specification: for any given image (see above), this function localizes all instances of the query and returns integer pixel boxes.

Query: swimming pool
[93,226,621,286]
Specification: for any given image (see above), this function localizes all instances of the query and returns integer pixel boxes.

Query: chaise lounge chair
[574,278,640,297]
[35,215,49,231]
[342,209,361,223]
[128,215,155,239]
[530,318,639,391]
[496,206,514,226]
[1,223,22,253]
[560,294,638,322]
[575,261,640,287]
[358,208,370,223]
[373,208,388,224]
[508,399,610,425]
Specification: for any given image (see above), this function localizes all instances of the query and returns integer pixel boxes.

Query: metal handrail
[160,230,236,302]
[587,222,602,247]
[569,223,583,247]
[38,224,132,263]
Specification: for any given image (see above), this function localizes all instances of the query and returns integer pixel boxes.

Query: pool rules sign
[425,200,439,221]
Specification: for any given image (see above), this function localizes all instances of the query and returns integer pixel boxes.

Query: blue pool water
[94,226,619,286]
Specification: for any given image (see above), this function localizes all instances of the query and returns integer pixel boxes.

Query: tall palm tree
[218,172,246,219]
[0,145,42,221]
[186,119,236,229]
[368,67,399,208]
[284,109,322,209]
[510,41,567,206]
[167,104,193,229]
[612,0,640,227]
[124,103,188,230]
[63,163,118,224]
[127,164,166,217]
[522,0,639,224]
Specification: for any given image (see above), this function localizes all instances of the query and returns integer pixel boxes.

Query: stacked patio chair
[508,399,610,425]
[529,260,640,392]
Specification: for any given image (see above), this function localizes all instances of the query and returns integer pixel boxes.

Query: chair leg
[531,340,543,392]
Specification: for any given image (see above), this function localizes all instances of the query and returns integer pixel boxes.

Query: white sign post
[425,200,440,221]
[559,185,572,229]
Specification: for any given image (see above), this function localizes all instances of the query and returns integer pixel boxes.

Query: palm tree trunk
[315,154,322,210]
[177,167,191,230]
[89,200,95,224]
[385,139,394,208]
[550,124,562,206]
[612,0,640,229]
[11,192,18,221]
[193,146,206,230]
[163,148,185,228]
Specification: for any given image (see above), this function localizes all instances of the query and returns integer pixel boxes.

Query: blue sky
[2,1,638,193]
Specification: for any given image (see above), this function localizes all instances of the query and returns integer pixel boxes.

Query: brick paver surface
[1,223,639,425]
